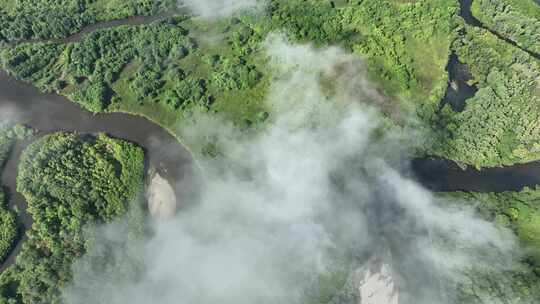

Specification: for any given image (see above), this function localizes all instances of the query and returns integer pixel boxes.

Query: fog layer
[177,0,263,18]
[62,36,520,304]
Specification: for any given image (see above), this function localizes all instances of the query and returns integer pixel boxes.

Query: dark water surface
[440,53,478,112]
[0,8,191,275]
[412,157,540,192]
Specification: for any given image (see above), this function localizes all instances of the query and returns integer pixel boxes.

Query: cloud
[177,0,263,19]
[62,36,522,304]
[0,105,23,128]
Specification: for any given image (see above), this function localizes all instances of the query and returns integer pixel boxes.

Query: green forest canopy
[0,132,145,303]
[0,126,24,264]
[0,0,171,42]
[3,0,540,168]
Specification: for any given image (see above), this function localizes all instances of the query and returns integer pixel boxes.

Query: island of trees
[0,132,145,303]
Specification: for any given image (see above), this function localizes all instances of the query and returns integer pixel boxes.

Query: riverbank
[0,68,197,272]
[458,0,540,60]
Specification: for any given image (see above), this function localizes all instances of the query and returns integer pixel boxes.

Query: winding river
[0,0,539,280]
[0,67,197,272]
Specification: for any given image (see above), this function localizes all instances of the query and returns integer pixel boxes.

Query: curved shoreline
[0,138,33,273]
[0,68,197,272]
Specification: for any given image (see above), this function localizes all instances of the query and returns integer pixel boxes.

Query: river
[0,67,197,272]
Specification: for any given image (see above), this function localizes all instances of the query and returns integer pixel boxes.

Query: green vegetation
[1,1,538,168]
[435,24,540,168]
[0,0,458,153]
[450,189,540,273]
[0,125,32,264]
[471,0,540,55]
[0,0,172,43]
[441,189,540,302]
[0,192,17,265]
[341,0,458,120]
[0,133,145,303]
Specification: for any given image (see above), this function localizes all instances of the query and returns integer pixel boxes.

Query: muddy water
[0,8,190,274]
[0,68,196,272]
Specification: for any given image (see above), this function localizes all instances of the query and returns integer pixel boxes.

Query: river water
[0,67,197,272]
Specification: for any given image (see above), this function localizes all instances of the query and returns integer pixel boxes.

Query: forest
[0,133,145,303]
[0,0,458,150]
[471,0,540,55]
[0,128,18,265]
[0,0,172,43]
[0,125,32,264]
[443,189,540,301]
[435,25,540,168]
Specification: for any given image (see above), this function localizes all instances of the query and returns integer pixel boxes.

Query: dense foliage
[435,25,540,168]
[442,189,540,302]
[3,1,538,168]
[0,0,458,152]
[0,191,17,264]
[453,189,540,273]
[472,0,540,55]
[0,0,540,302]
[0,125,31,264]
[0,133,145,303]
[0,0,171,43]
